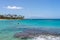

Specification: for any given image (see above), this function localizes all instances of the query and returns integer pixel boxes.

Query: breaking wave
[32,35,60,40]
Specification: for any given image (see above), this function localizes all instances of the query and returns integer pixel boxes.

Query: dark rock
[14,28,60,39]
[14,32,34,39]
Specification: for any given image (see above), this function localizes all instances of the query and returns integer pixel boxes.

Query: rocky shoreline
[13,28,60,39]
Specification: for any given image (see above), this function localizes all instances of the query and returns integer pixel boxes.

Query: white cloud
[6,6,23,10]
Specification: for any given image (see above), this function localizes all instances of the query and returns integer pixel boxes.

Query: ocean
[0,19,60,40]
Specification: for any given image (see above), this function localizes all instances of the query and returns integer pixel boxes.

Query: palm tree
[14,15,17,17]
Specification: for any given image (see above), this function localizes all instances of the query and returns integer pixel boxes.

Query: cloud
[5,6,23,10]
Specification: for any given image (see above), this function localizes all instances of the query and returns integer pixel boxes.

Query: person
[18,23,19,24]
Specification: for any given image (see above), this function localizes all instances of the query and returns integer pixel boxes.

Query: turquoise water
[0,19,60,40]
[1,19,60,28]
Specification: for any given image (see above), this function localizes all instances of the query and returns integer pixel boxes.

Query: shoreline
[0,19,24,20]
[13,28,60,39]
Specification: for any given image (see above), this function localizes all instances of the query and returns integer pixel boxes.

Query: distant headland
[0,14,24,19]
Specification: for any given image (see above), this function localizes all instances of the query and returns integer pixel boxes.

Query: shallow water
[0,19,60,40]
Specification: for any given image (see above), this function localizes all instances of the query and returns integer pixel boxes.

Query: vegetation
[0,14,24,19]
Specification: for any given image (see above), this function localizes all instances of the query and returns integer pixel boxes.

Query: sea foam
[32,35,60,40]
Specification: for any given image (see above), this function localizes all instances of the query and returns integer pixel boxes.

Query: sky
[0,0,60,19]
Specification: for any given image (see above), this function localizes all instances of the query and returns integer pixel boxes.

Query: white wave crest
[32,35,60,40]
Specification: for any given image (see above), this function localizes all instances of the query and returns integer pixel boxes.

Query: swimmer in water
[18,23,19,24]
